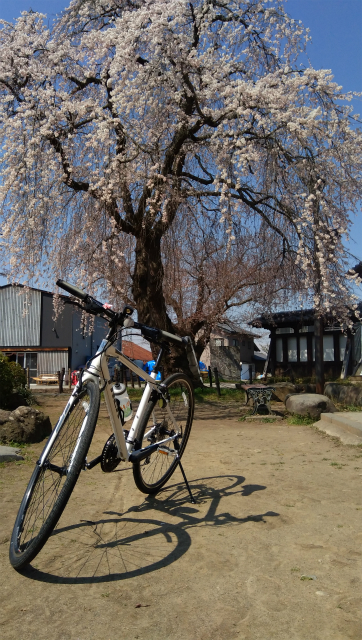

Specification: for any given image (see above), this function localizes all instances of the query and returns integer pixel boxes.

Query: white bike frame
[39,336,180,468]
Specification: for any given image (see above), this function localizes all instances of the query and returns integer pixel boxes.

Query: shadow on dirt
[19,475,279,584]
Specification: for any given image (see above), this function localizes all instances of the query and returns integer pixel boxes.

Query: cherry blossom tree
[162,207,298,358]
[0,0,361,347]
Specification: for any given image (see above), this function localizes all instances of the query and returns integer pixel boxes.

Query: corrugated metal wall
[0,287,41,346]
[38,351,69,374]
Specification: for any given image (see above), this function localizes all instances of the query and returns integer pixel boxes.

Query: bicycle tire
[133,372,194,494]
[9,379,100,570]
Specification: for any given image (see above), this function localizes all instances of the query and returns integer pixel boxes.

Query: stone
[324,382,362,407]
[271,383,296,402]
[0,445,24,462]
[0,409,11,425]
[295,383,317,394]
[285,394,336,419]
[0,406,52,444]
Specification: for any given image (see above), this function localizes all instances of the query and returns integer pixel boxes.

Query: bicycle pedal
[158,446,177,458]
[101,434,122,473]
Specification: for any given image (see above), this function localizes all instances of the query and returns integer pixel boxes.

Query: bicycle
[10,280,198,570]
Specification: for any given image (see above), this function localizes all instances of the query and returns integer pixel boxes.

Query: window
[214,338,224,347]
[312,335,335,361]
[242,340,246,347]
[339,334,347,361]
[276,327,294,334]
[276,338,283,362]
[17,353,25,368]
[287,337,297,362]
[299,336,308,362]
[300,325,314,333]
[248,341,252,350]
[323,335,334,361]
[23,353,38,382]
[232,339,239,347]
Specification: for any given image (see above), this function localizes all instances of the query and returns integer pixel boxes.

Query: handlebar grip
[56,279,88,301]
[159,329,184,345]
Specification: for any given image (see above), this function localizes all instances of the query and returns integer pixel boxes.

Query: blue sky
[0,0,361,271]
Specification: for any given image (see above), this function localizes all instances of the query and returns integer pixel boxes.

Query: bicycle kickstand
[173,438,195,504]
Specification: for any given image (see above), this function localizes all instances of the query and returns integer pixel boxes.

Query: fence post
[249,364,253,384]
[68,368,71,390]
[213,367,221,397]
[57,367,65,393]
[26,367,30,389]
[137,375,141,388]
[57,370,64,394]
[130,369,134,388]
[208,366,213,388]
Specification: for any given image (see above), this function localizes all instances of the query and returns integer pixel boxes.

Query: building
[122,340,152,370]
[251,305,362,379]
[200,322,263,379]
[0,284,108,381]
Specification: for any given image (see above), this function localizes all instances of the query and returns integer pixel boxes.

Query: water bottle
[112,383,133,426]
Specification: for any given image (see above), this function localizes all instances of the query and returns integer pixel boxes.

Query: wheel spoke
[133,374,194,493]
[10,381,99,567]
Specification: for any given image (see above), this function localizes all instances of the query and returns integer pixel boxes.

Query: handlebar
[56,280,185,346]
[56,279,88,301]
[56,279,116,320]
[133,321,184,346]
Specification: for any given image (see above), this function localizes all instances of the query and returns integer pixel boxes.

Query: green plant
[127,387,145,401]
[0,354,24,408]
[15,386,37,406]
[193,386,245,404]
[287,414,315,426]
[0,440,28,450]
[0,353,15,408]
[0,352,35,409]
[337,404,362,412]
[8,360,27,388]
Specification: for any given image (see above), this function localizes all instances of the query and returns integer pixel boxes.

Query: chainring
[101,434,122,473]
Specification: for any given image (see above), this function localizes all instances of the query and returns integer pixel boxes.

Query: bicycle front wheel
[133,373,194,494]
[9,379,100,570]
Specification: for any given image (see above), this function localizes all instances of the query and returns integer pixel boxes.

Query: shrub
[0,352,28,409]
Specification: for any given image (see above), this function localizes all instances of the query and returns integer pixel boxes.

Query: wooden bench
[32,374,59,385]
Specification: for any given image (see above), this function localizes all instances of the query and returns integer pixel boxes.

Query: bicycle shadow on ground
[121,475,273,529]
[19,475,279,585]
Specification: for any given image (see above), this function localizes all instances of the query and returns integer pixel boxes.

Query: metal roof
[216,321,261,339]
[251,302,362,330]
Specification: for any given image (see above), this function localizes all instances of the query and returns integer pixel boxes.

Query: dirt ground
[1,393,361,640]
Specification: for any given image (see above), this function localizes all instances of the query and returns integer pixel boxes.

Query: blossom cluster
[0,0,360,325]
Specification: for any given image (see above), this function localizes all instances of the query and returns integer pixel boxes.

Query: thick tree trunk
[132,232,172,332]
[132,232,201,384]
[314,315,325,394]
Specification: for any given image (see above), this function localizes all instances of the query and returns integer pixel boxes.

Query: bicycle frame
[89,338,161,461]
[39,335,181,471]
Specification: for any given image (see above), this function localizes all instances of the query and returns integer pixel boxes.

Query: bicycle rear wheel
[9,379,100,570]
[133,373,194,494]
